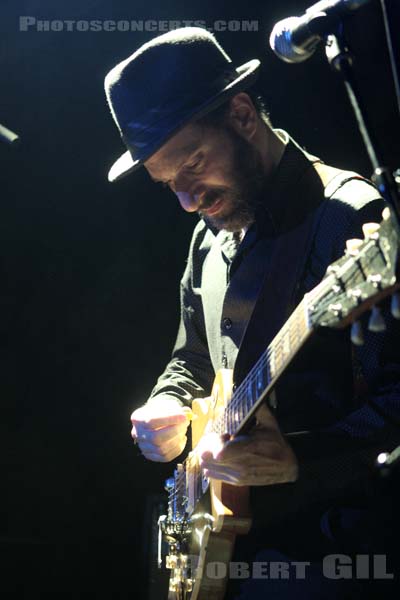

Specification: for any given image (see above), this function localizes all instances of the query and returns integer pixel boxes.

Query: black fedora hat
[104,27,260,182]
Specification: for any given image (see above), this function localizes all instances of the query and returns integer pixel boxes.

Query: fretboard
[213,296,313,437]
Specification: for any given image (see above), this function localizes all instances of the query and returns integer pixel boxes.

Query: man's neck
[258,123,287,179]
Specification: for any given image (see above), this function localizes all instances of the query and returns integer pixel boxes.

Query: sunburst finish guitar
[157,207,400,600]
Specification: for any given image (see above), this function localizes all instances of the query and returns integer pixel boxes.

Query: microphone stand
[326,25,400,463]
[323,25,400,539]
[324,27,400,222]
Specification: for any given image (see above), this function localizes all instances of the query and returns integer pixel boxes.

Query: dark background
[0,0,399,598]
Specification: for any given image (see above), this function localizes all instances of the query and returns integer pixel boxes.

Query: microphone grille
[269,17,313,64]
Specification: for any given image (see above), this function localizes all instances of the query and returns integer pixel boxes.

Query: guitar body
[166,369,252,600]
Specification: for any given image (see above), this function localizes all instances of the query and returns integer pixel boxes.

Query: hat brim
[107,58,260,182]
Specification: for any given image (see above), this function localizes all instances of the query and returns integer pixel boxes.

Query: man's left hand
[200,403,299,486]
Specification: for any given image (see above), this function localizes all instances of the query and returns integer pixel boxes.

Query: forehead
[144,122,204,178]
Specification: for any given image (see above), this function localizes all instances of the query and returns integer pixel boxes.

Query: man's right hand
[130,396,191,462]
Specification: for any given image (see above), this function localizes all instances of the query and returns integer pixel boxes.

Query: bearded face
[144,103,269,232]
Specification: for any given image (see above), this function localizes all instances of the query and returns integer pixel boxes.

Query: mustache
[198,188,227,210]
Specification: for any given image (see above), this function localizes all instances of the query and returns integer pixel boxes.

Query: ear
[227,93,258,141]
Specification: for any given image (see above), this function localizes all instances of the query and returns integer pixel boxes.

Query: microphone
[0,122,20,146]
[269,0,371,64]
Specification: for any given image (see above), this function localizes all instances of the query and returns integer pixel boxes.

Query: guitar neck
[214,296,314,437]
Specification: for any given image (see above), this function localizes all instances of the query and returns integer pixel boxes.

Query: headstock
[307,207,400,340]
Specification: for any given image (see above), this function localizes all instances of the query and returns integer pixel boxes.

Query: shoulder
[321,168,383,219]
[304,170,385,289]
[316,169,384,251]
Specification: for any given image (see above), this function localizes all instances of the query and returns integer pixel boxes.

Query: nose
[175,191,201,212]
[174,173,205,212]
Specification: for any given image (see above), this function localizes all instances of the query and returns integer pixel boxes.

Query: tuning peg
[368,306,386,332]
[351,321,364,345]
[362,222,380,238]
[391,293,400,319]
[346,238,363,255]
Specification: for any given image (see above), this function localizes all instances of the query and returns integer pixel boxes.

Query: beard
[198,127,267,232]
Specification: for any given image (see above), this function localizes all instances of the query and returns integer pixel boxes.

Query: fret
[284,327,291,356]
[222,411,228,435]
[266,353,272,384]
[225,414,229,433]
[227,409,233,436]
[246,380,254,413]
[247,382,254,413]
[214,419,223,435]
[269,349,276,379]
[233,407,241,426]
[256,367,264,394]
[275,347,283,374]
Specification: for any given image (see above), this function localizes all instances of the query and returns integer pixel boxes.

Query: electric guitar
[158,207,400,600]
